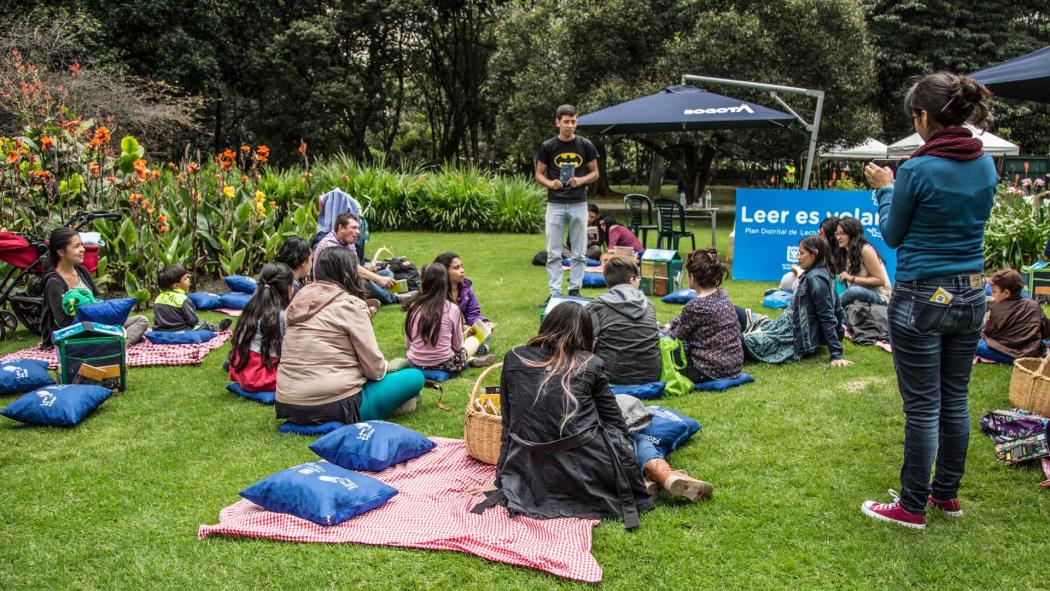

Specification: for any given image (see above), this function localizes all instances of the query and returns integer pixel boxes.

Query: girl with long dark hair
[780,216,841,292]
[597,213,644,255]
[228,263,294,392]
[39,227,149,348]
[275,237,312,298]
[405,263,468,373]
[834,217,891,307]
[433,251,495,363]
[744,235,851,366]
[861,72,996,529]
[472,302,710,531]
[276,247,424,425]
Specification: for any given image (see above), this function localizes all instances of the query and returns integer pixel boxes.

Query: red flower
[39,136,54,151]
[298,139,307,154]
[255,145,269,164]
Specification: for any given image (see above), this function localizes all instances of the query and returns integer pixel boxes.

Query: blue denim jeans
[632,432,664,470]
[545,202,588,296]
[974,338,1015,364]
[888,274,985,513]
[840,285,887,307]
[366,269,398,304]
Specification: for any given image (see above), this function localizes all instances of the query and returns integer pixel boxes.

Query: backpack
[658,336,694,397]
[375,257,421,292]
[980,408,1050,465]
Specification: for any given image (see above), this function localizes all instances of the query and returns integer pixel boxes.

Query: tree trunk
[694,143,717,205]
[647,152,665,198]
[591,141,616,197]
[212,99,223,155]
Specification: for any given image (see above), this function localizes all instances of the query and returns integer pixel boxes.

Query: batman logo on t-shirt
[553,152,583,169]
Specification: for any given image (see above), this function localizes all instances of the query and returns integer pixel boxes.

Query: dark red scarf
[911,126,984,161]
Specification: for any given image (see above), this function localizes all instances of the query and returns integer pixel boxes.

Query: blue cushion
[74,297,137,326]
[217,292,252,310]
[226,383,275,405]
[661,289,697,305]
[562,257,602,267]
[420,369,453,382]
[693,372,754,392]
[582,272,606,288]
[224,275,258,295]
[1,384,112,427]
[239,460,397,526]
[762,290,792,309]
[609,382,666,400]
[144,329,216,345]
[309,420,436,472]
[0,359,55,395]
[188,291,221,310]
[638,406,702,456]
[279,421,346,436]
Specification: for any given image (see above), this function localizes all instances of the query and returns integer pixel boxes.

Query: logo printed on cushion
[354,422,375,442]
[649,407,684,423]
[318,475,359,491]
[36,390,57,407]
[3,365,29,379]
[297,464,326,475]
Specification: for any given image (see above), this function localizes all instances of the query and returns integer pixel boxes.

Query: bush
[984,184,1050,271]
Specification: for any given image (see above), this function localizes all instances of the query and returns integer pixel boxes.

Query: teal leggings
[357,368,426,421]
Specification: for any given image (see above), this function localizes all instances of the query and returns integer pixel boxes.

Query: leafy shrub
[984,185,1050,271]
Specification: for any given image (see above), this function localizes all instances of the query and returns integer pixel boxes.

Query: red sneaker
[927,494,963,517]
[861,490,926,529]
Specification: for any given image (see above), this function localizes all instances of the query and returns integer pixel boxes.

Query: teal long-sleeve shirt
[875,153,997,282]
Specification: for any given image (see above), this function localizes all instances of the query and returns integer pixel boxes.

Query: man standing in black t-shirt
[535,104,599,297]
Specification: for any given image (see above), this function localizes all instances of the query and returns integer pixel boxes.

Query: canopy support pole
[681,74,825,189]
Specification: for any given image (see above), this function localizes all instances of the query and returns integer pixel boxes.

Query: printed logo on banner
[732,189,897,282]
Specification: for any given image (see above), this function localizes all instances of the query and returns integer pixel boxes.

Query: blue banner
[732,189,897,282]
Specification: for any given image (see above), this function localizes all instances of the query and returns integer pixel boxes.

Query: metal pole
[681,74,825,189]
[802,93,824,190]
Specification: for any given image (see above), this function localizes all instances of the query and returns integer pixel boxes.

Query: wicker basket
[465,362,503,465]
[1009,357,1050,416]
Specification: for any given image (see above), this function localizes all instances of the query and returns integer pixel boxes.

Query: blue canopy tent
[578,80,823,188]
[577,84,796,134]
[973,46,1050,103]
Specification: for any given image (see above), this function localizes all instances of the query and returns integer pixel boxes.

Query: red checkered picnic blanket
[0,331,230,369]
[198,438,603,583]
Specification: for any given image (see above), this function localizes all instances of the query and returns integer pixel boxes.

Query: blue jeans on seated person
[366,269,398,304]
[840,285,886,307]
[889,275,984,514]
[632,432,664,470]
[974,338,1015,364]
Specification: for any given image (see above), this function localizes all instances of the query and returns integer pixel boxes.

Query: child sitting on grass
[976,268,1050,363]
[228,263,294,392]
[588,257,661,385]
[153,264,231,333]
[665,249,744,382]
[405,263,494,373]
[434,251,495,361]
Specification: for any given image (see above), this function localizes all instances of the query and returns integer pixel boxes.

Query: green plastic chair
[654,199,696,252]
[623,194,659,247]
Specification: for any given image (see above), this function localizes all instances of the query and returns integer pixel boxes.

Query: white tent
[887,124,1020,159]
[820,138,888,160]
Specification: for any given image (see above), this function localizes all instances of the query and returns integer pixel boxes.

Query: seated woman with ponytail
[39,228,149,348]
[275,248,425,425]
[472,302,711,532]
[228,263,294,392]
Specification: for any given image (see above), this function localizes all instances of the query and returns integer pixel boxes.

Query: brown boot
[643,459,713,502]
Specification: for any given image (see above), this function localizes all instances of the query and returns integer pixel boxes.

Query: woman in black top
[39,228,149,348]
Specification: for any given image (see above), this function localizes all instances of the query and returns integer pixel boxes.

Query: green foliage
[983,185,1050,271]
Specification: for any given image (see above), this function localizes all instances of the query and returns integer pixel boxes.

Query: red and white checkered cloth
[0,331,230,369]
[197,437,603,583]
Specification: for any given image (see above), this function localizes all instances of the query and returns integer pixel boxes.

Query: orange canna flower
[89,162,100,177]
[341,173,349,184]
[147,206,155,215]
[186,162,199,174]
[5,151,18,165]
[39,136,53,151]
[151,169,160,180]
[129,193,141,203]
[216,149,236,171]
[298,139,307,154]
[168,162,177,170]
[70,62,81,77]
[255,145,269,163]
[158,214,168,224]
[241,174,248,183]
[105,175,117,184]
[240,145,251,153]
[159,225,169,233]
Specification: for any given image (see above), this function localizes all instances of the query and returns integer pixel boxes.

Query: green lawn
[0,231,1046,590]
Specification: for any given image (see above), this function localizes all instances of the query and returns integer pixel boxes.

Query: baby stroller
[312,188,372,262]
[0,210,121,340]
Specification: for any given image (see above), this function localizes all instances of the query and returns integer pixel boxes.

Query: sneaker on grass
[927,494,963,517]
[861,490,926,529]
